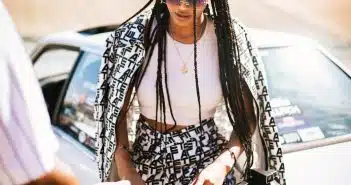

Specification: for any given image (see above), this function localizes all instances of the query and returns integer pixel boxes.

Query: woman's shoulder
[104,10,152,48]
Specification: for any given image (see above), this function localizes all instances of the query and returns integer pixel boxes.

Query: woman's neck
[168,14,207,44]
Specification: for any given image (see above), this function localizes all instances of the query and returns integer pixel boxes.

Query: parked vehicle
[32,25,351,185]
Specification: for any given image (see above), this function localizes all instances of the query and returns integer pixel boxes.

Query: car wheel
[78,131,87,144]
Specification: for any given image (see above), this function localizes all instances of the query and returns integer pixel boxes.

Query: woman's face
[165,0,208,27]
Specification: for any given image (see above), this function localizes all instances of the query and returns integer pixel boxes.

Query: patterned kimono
[94,11,286,185]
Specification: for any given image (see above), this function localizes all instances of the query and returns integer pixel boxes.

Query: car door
[258,44,351,185]
[32,45,101,184]
[52,50,102,184]
[55,51,101,153]
[32,46,80,116]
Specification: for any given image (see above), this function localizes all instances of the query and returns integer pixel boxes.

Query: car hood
[284,140,351,184]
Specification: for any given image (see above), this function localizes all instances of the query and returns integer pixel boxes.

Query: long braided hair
[120,0,254,179]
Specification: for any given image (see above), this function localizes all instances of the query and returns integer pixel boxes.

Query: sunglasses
[165,0,208,6]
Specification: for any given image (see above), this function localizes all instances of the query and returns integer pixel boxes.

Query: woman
[94,0,286,184]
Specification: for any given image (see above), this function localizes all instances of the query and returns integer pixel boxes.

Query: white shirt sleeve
[0,2,59,185]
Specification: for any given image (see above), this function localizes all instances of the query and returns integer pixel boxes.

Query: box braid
[192,0,202,123]
[119,0,254,179]
[210,0,254,178]
[134,0,180,132]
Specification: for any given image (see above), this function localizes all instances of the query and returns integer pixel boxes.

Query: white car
[31,25,351,185]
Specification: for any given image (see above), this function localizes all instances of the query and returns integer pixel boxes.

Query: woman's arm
[114,85,133,176]
[221,82,257,163]
[192,84,257,185]
[114,86,145,185]
[213,82,257,166]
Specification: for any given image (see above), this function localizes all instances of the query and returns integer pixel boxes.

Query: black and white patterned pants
[131,118,237,185]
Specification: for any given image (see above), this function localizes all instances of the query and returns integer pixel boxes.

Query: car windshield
[259,45,351,145]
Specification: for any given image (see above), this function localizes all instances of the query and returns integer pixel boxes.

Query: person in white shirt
[0,2,78,185]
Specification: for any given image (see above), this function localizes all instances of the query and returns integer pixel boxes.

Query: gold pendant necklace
[169,17,207,74]
[180,63,189,73]
[171,41,193,74]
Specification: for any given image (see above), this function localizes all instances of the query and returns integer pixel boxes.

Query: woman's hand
[115,147,145,185]
[191,161,232,185]
[192,161,231,185]
[191,149,237,185]
[121,170,145,185]
[25,169,79,185]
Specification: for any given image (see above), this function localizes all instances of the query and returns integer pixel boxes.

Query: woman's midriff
[139,114,189,133]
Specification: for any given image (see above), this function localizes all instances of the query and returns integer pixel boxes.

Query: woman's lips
[175,12,191,20]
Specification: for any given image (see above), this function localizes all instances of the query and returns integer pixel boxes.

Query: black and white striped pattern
[132,118,235,185]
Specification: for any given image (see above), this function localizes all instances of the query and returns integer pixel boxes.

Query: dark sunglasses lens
[166,0,206,6]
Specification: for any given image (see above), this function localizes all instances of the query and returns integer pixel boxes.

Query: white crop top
[136,19,222,125]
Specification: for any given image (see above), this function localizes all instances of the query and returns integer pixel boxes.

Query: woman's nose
[179,0,191,7]
[178,0,191,10]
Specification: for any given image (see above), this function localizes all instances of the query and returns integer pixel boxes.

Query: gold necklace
[172,42,194,74]
[169,18,207,74]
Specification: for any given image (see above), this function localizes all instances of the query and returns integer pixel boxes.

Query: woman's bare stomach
[139,114,189,133]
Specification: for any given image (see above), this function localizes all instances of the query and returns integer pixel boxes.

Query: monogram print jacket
[94,11,286,185]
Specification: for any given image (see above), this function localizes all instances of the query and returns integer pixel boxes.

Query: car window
[260,45,351,146]
[34,49,79,79]
[57,51,101,152]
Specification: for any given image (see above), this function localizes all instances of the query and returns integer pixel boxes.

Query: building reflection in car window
[57,52,101,152]
[260,45,351,145]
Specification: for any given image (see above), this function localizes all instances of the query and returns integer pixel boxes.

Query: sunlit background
[3,0,351,68]
[2,1,351,185]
